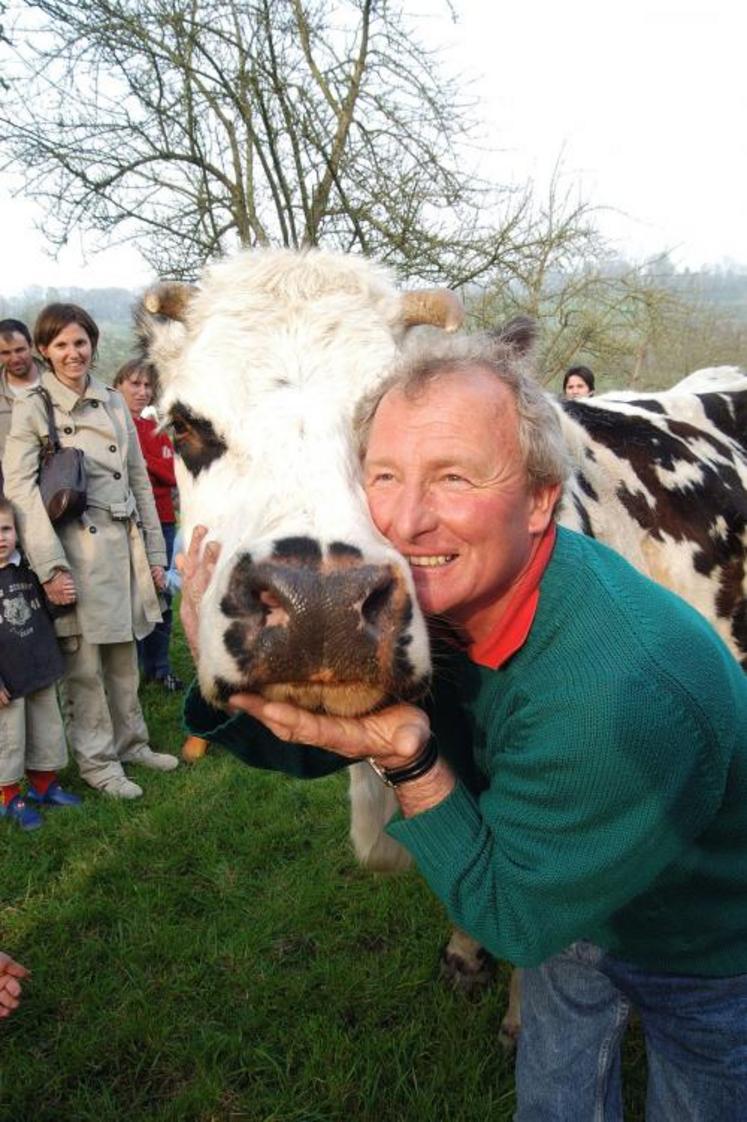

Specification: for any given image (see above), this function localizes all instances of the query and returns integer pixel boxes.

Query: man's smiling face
[363,366,558,644]
[0,332,34,381]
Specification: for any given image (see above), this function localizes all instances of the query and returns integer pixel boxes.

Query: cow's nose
[220,554,410,685]
[240,561,398,643]
[258,561,396,645]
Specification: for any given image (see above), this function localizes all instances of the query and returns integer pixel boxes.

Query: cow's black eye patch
[169,402,227,476]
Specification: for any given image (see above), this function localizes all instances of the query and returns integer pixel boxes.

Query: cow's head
[138,248,463,715]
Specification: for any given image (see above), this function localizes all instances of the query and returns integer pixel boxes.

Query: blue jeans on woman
[138,522,176,680]
[515,940,747,1121]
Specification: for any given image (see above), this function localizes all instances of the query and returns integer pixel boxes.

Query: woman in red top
[114,359,182,691]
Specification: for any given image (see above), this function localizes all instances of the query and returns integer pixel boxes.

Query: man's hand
[0,953,29,1019]
[229,693,430,772]
[229,693,455,817]
[177,525,221,662]
[0,685,10,708]
[43,569,76,606]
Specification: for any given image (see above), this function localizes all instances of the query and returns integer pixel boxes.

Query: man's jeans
[515,940,747,1121]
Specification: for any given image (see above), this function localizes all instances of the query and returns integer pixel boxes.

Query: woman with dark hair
[3,303,178,799]
[562,365,595,398]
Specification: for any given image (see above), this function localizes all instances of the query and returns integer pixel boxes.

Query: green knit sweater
[185,527,747,975]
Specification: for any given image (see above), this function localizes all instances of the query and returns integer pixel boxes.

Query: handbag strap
[34,385,61,451]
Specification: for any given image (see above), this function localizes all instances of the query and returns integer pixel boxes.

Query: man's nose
[390,484,437,541]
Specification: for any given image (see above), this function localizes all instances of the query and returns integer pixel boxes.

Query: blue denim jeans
[515,940,747,1121]
[138,522,176,679]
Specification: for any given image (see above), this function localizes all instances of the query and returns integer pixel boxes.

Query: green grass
[0,621,646,1120]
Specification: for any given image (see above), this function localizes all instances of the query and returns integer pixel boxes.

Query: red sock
[26,770,58,796]
[1,783,22,805]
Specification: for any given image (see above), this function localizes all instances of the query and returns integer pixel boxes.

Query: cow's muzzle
[216,549,425,715]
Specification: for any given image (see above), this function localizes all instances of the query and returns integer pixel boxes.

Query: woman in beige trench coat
[3,304,178,798]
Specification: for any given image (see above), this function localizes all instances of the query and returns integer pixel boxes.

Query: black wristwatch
[367,738,438,788]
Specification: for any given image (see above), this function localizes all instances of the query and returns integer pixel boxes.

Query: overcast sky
[1,0,745,296]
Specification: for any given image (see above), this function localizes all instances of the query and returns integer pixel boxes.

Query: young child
[0,497,81,830]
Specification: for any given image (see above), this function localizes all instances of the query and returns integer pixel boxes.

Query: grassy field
[0,621,646,1121]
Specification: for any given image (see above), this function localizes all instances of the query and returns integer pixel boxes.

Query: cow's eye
[168,402,228,477]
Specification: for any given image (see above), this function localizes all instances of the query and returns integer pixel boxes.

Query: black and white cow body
[556,368,747,669]
[138,249,747,882]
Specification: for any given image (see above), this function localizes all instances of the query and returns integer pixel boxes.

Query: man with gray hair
[182,332,747,1120]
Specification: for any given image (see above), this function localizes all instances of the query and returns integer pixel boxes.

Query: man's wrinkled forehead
[366,364,514,443]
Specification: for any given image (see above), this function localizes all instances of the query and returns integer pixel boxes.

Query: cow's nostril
[361,578,395,629]
[257,589,290,628]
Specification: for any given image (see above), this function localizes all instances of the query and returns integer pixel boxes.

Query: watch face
[366,756,394,788]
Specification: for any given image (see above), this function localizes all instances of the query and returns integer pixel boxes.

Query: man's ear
[528,482,562,535]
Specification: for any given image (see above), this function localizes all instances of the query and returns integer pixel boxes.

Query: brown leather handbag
[36,386,88,523]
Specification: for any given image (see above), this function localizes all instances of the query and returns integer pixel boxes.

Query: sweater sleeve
[183,682,351,779]
[387,670,727,967]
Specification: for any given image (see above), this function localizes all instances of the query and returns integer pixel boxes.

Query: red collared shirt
[467,523,557,670]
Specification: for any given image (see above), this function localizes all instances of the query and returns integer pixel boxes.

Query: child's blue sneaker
[27,781,82,809]
[0,795,43,831]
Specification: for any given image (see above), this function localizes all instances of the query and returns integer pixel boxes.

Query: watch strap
[367,737,438,788]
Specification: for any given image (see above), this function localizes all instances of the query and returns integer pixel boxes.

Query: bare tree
[465,178,697,390]
[0,0,524,282]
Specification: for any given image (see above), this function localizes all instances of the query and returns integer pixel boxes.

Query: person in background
[3,304,179,800]
[113,359,183,692]
[562,364,595,398]
[0,496,81,830]
[0,319,42,488]
[0,952,28,1018]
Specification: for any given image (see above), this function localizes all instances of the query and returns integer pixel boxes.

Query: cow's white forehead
[159,251,400,407]
[155,248,401,386]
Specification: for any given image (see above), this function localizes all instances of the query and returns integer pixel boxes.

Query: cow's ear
[399,289,464,333]
[135,282,197,386]
[141,281,196,322]
[495,316,537,357]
